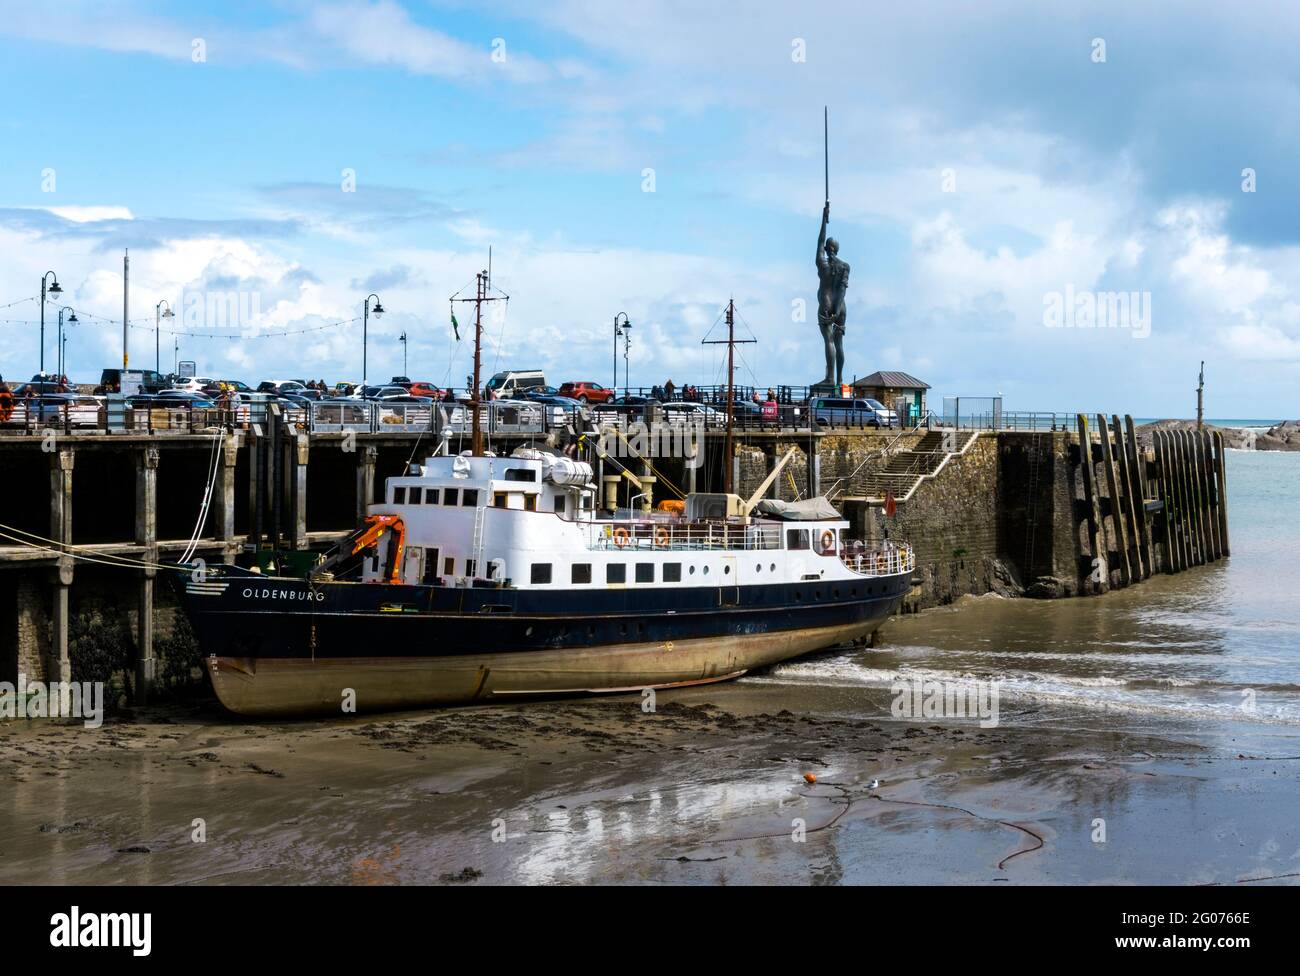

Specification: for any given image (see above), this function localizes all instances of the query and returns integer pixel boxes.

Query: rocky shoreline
[1135,418,1300,451]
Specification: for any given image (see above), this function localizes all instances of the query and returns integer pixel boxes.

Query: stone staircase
[836,430,980,503]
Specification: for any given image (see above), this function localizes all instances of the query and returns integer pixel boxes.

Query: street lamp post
[362,293,384,385]
[155,300,174,374]
[399,331,408,377]
[613,312,631,398]
[40,271,62,377]
[56,307,77,383]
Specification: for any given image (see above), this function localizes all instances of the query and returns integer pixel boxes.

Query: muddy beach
[3,673,1296,885]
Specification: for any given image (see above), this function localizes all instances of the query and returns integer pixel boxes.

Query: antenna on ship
[450,263,508,457]
[702,297,756,494]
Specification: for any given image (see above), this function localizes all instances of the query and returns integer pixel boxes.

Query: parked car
[96,368,167,394]
[558,381,614,403]
[662,401,726,427]
[610,395,659,406]
[862,398,898,426]
[200,379,253,397]
[173,376,217,393]
[15,393,102,426]
[257,380,310,397]
[10,379,69,397]
[408,382,443,399]
[350,384,410,400]
[810,396,880,427]
[133,387,217,405]
[486,369,546,398]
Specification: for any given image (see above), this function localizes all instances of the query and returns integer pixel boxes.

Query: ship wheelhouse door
[720,555,739,606]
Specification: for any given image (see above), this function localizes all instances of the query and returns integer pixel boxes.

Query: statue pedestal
[809,381,841,398]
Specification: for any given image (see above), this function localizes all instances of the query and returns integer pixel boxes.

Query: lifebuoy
[820,529,835,553]
[654,526,670,547]
[613,526,630,548]
[0,390,13,423]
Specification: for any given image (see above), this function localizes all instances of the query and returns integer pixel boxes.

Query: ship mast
[702,297,755,494]
[450,267,508,458]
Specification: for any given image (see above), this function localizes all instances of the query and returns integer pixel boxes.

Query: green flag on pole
[450,311,460,340]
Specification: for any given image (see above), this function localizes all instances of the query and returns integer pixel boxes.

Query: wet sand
[3,674,1297,885]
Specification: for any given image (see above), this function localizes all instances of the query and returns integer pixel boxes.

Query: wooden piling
[1153,431,1174,573]
[1097,413,1132,587]
[1170,430,1189,568]
[1180,431,1196,569]
[1125,415,1154,576]
[1192,429,1210,564]
[1111,415,1145,580]
[1213,430,1231,556]
[1201,429,1221,561]
[1076,414,1109,592]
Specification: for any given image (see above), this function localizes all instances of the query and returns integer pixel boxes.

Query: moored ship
[177,448,914,716]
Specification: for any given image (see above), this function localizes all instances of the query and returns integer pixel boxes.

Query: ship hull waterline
[203,618,885,717]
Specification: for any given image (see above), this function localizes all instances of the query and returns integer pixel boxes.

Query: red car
[558,381,614,403]
[408,382,443,399]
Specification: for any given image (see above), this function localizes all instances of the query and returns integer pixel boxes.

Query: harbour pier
[1,406,1230,698]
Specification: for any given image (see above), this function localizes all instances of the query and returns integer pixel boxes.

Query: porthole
[794,591,802,601]
[636,622,646,634]
[525,626,534,637]
[587,625,596,638]
[724,565,731,575]
[756,564,762,573]
[815,590,822,600]
[770,563,776,572]
[689,566,696,575]
[619,622,628,636]
[833,588,840,599]
[703,566,710,575]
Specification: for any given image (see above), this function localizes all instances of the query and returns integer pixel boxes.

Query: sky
[1,0,1298,417]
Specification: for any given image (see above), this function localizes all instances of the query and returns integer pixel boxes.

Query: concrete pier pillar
[291,432,309,548]
[48,446,74,684]
[807,450,821,498]
[213,432,240,557]
[356,444,377,521]
[247,426,262,548]
[135,446,159,703]
[640,462,656,512]
[765,447,780,499]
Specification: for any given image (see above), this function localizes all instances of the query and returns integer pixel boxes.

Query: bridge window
[607,564,626,584]
[636,563,654,583]
[664,563,681,582]
[524,494,538,512]
[786,529,810,550]
[493,492,508,508]
[531,563,552,584]
[572,563,592,584]
[505,468,537,482]
[462,489,480,507]
[394,486,407,504]
[554,495,566,515]
[444,488,460,506]
[443,557,455,575]
[424,487,440,505]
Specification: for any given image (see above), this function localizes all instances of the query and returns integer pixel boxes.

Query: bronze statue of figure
[816,202,849,386]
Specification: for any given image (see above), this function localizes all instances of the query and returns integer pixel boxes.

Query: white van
[486,369,546,398]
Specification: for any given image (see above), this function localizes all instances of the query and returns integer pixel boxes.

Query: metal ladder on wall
[1022,432,1043,579]
[470,503,486,577]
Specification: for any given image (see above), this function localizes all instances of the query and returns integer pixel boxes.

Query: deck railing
[587,520,783,552]
[840,542,914,577]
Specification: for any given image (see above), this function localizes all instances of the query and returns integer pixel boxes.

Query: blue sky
[1,0,1297,416]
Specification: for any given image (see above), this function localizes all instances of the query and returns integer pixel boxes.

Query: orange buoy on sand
[803,773,817,784]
